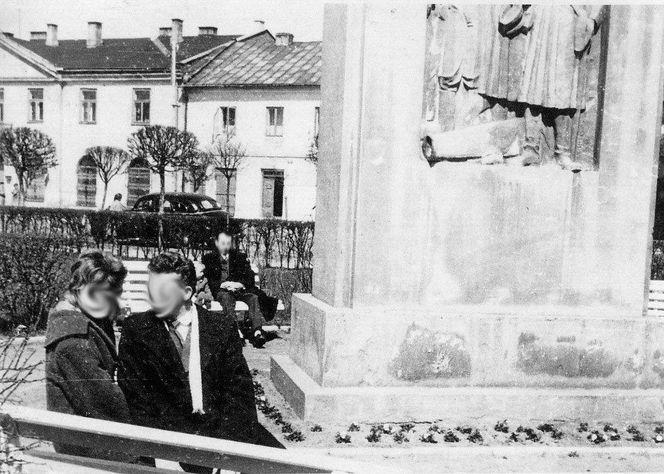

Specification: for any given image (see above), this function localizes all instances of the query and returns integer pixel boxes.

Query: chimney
[253,19,265,31]
[159,26,172,37]
[87,22,102,48]
[171,18,183,44]
[198,26,217,36]
[3,32,14,39]
[30,31,47,41]
[275,32,294,46]
[46,24,58,47]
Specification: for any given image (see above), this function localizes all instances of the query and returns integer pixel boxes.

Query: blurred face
[215,233,233,256]
[76,285,120,320]
[148,271,193,319]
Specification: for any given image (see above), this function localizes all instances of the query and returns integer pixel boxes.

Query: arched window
[77,155,97,207]
[127,159,150,207]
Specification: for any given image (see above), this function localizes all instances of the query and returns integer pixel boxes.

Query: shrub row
[0,206,314,268]
[0,234,79,332]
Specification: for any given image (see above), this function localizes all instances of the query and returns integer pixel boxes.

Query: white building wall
[185,87,319,221]
[57,80,175,208]
[0,48,63,206]
[0,45,180,208]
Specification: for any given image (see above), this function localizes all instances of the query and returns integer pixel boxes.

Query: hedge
[0,206,314,268]
[0,234,79,332]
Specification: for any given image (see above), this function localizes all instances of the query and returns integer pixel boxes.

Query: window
[80,89,97,124]
[215,169,237,216]
[133,195,156,212]
[29,88,44,122]
[266,107,284,137]
[0,89,4,123]
[25,168,48,202]
[77,156,97,207]
[213,106,236,139]
[127,159,151,206]
[314,106,320,137]
[133,89,150,124]
[261,169,284,218]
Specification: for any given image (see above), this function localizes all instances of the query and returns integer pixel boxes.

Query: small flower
[443,431,460,443]
[420,433,438,443]
[587,431,606,444]
[285,430,305,442]
[429,424,443,434]
[468,429,484,444]
[494,420,509,433]
[382,424,394,434]
[310,424,323,432]
[537,423,555,433]
[509,432,520,442]
[577,422,589,432]
[455,425,473,435]
[654,434,664,444]
[281,423,293,434]
[393,431,409,444]
[400,423,415,433]
[366,429,382,443]
[348,422,360,432]
[335,432,351,444]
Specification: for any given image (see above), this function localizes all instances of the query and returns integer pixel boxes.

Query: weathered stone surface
[288,293,664,390]
[273,5,664,423]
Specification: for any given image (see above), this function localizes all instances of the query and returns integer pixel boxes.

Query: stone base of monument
[270,294,664,424]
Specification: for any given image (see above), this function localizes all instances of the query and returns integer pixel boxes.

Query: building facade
[183,31,320,220]
[0,23,320,220]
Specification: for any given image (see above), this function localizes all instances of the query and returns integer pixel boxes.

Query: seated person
[201,230,278,348]
[118,252,282,473]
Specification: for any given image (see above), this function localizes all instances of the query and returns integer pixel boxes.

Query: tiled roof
[11,34,237,71]
[187,33,321,87]
[158,34,238,61]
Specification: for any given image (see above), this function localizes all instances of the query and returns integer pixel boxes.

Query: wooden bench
[648,280,664,316]
[4,404,386,473]
[120,259,284,316]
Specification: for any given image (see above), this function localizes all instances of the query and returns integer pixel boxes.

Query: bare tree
[0,127,56,206]
[180,150,214,193]
[0,336,41,406]
[211,134,246,224]
[306,133,319,164]
[84,146,131,209]
[127,125,199,248]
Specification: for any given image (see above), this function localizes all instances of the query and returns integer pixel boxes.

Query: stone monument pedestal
[271,5,664,423]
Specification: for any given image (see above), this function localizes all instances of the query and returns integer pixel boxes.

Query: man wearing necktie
[118,252,283,472]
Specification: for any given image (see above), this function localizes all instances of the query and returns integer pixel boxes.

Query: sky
[0,0,325,41]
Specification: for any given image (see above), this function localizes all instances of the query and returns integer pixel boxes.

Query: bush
[0,206,314,268]
[653,241,664,280]
[0,234,79,332]
[260,268,312,324]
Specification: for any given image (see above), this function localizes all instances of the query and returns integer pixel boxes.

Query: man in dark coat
[118,252,282,473]
[201,230,278,348]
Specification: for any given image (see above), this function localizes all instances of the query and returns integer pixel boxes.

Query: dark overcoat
[117,305,282,448]
[201,249,278,321]
[45,301,132,461]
